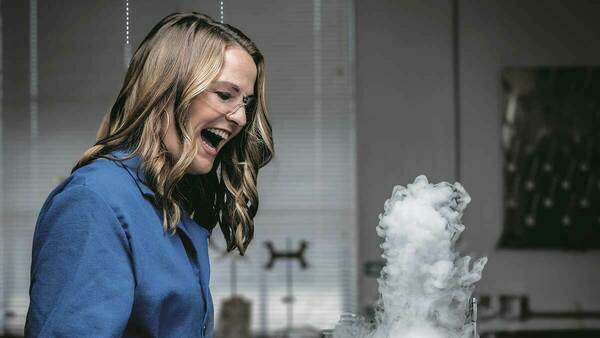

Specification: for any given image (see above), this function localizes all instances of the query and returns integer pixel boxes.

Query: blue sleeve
[25,184,135,338]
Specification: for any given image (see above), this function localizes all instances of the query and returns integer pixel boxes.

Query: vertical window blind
[211,0,357,333]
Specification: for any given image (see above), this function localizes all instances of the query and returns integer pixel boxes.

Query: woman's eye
[245,97,257,111]
[215,91,231,100]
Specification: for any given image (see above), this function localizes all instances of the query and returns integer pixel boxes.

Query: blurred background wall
[1,0,600,337]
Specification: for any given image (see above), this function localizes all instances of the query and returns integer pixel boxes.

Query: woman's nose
[226,105,247,127]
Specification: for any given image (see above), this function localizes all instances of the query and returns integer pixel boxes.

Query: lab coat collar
[108,147,156,199]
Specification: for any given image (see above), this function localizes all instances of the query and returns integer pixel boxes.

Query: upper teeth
[206,128,230,140]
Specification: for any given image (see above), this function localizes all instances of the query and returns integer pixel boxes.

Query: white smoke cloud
[334,175,487,338]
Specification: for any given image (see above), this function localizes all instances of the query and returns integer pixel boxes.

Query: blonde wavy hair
[72,12,274,255]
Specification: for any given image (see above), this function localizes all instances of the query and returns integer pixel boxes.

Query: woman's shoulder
[46,157,141,213]
[76,156,136,190]
[32,158,137,249]
[74,155,132,183]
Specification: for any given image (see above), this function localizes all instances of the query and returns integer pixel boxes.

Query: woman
[25,12,273,338]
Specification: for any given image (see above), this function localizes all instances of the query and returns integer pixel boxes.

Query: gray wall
[356,0,456,308]
[357,0,600,322]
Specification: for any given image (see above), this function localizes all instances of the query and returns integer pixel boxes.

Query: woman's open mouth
[200,128,230,156]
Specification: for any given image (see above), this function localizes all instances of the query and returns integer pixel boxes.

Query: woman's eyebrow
[213,80,254,96]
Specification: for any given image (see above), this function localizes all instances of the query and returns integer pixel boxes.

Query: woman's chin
[185,153,213,175]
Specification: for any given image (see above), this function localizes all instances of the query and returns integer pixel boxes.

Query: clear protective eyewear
[201,82,257,120]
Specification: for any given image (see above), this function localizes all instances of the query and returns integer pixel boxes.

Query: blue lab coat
[25,148,214,337]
